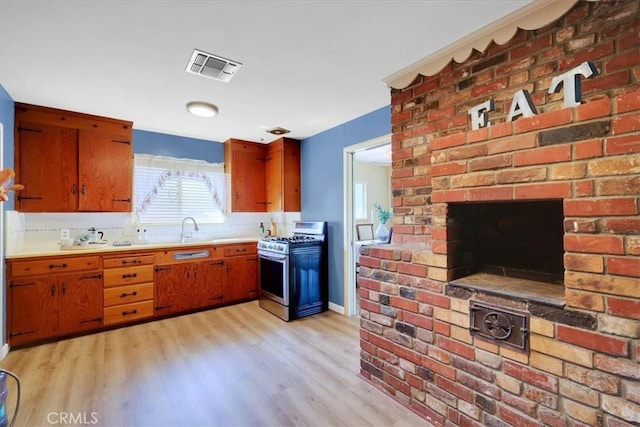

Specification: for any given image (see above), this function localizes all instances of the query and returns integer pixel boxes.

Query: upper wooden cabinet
[224,137,300,212]
[266,137,300,212]
[224,139,267,212]
[14,103,133,212]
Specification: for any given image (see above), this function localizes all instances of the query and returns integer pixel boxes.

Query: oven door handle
[259,252,287,262]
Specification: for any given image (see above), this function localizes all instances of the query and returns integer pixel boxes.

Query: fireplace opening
[447,200,564,286]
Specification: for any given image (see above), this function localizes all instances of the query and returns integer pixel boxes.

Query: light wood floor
[1,301,429,427]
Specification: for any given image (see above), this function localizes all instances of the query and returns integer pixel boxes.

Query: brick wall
[360,1,639,426]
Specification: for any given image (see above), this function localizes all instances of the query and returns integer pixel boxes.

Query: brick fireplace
[359,1,639,426]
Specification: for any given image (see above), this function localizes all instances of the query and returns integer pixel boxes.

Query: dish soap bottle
[270,218,277,237]
[259,222,265,237]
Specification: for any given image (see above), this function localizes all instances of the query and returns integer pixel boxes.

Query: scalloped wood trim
[384,0,593,89]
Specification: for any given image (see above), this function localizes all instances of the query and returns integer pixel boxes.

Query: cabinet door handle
[62,283,67,295]
[236,248,246,253]
[236,191,239,200]
[9,330,36,338]
[51,284,56,296]
[122,273,138,279]
[72,184,77,195]
[9,281,36,288]
[194,269,197,279]
[122,309,138,316]
[122,259,140,265]
[18,126,43,133]
[120,291,138,298]
[210,261,224,266]
[81,184,87,196]
[49,263,68,270]
[80,273,103,280]
[112,198,131,203]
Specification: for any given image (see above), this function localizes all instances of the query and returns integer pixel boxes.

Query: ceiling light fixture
[186,101,219,118]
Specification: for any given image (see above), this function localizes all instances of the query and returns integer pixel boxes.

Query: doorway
[343,134,391,317]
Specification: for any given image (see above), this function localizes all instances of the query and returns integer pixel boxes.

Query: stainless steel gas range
[257,221,328,321]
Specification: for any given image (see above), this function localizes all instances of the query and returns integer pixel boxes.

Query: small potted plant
[373,201,392,241]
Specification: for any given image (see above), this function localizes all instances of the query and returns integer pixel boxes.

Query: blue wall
[300,105,391,307]
[0,84,15,211]
[0,83,14,347]
[133,129,223,161]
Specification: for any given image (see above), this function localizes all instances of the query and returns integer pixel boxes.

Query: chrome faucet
[180,216,200,243]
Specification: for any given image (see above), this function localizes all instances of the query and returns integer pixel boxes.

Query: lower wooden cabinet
[223,244,259,303]
[7,271,103,346]
[7,242,259,347]
[103,253,154,326]
[155,259,225,316]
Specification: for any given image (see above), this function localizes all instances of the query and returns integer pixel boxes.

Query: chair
[355,223,374,241]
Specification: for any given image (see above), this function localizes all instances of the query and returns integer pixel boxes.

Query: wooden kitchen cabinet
[155,260,225,315]
[14,103,133,212]
[7,278,58,345]
[103,253,154,325]
[266,137,301,212]
[223,243,259,303]
[154,263,191,316]
[194,260,225,309]
[58,273,104,335]
[154,247,224,316]
[224,137,301,213]
[224,139,267,212]
[7,257,103,346]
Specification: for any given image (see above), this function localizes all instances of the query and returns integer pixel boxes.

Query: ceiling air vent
[267,127,291,135]
[185,49,242,83]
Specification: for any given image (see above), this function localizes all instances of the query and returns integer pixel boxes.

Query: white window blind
[133,154,227,224]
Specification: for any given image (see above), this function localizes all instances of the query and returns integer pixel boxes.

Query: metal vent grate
[185,49,242,83]
[266,127,291,135]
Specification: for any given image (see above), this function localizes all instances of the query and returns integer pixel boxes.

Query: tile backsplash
[5,210,300,255]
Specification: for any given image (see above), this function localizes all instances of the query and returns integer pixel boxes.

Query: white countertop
[6,237,260,259]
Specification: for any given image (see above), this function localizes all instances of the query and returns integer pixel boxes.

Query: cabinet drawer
[103,265,154,287]
[104,282,154,307]
[103,254,154,268]
[103,300,154,325]
[10,256,100,277]
[224,244,257,257]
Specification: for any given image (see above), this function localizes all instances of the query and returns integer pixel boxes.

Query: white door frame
[342,134,391,316]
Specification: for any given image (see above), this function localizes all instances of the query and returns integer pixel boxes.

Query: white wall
[5,211,300,256]
[353,161,391,228]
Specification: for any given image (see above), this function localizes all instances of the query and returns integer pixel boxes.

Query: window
[354,181,367,220]
[133,154,227,224]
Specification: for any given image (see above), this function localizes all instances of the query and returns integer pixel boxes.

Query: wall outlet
[60,229,70,240]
